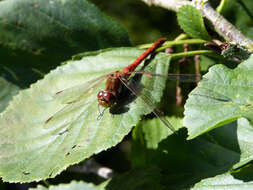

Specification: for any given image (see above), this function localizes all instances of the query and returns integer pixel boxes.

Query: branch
[142,0,191,11]
[198,2,253,49]
[141,0,253,50]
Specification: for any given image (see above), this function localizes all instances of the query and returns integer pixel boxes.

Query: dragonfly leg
[97,106,107,120]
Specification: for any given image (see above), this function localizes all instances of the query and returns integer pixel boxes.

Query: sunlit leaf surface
[191,173,253,190]
[184,55,253,139]
[0,47,170,182]
[177,5,210,40]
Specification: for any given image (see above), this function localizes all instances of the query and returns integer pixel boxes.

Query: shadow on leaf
[131,120,242,189]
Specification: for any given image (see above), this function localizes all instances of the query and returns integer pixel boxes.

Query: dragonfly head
[97,91,116,107]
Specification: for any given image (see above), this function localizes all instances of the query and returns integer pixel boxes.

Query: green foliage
[0,48,170,182]
[0,77,19,113]
[30,168,163,190]
[29,180,107,190]
[105,167,164,190]
[184,55,253,139]
[134,117,182,149]
[131,117,253,189]
[177,5,210,40]
[199,55,216,72]
[1,0,253,189]
[92,0,181,43]
[191,173,253,189]
[131,117,183,169]
[0,0,130,86]
[221,0,253,40]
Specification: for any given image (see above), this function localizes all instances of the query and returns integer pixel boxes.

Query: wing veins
[134,71,204,83]
[118,77,176,132]
[45,74,107,125]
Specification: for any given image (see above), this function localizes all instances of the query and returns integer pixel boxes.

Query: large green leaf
[199,55,216,72]
[184,55,253,139]
[134,117,182,149]
[131,117,253,189]
[0,0,130,86]
[131,117,183,169]
[0,48,170,182]
[0,77,19,113]
[177,5,210,40]
[29,180,107,190]
[191,173,253,190]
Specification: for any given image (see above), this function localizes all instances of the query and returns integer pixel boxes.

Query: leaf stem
[174,33,188,41]
[216,0,227,13]
[32,68,45,77]
[171,50,214,60]
[139,39,207,50]
[157,39,207,51]
[2,66,19,81]
[43,179,51,187]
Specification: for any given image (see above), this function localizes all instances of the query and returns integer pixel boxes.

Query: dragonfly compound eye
[97,91,116,107]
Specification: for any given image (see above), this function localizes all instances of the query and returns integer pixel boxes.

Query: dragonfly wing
[45,74,107,127]
[118,77,176,132]
[54,74,108,104]
[134,71,205,83]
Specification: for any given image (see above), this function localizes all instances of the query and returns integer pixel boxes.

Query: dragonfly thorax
[97,90,116,107]
[97,71,125,107]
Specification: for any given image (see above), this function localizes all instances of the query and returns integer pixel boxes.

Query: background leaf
[30,168,164,190]
[131,116,253,189]
[29,180,107,190]
[105,167,164,190]
[199,55,217,72]
[92,0,181,43]
[0,48,170,182]
[134,117,182,149]
[0,77,19,113]
[131,117,183,169]
[0,0,130,86]
[221,0,253,41]
[177,5,210,40]
[184,55,253,139]
[191,173,253,190]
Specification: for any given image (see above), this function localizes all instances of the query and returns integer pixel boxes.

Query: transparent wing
[54,74,109,104]
[118,77,176,132]
[134,71,204,83]
[45,74,108,126]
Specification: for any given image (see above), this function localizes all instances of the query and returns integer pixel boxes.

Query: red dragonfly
[46,38,200,132]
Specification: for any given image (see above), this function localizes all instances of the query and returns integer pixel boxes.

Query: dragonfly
[46,38,201,132]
